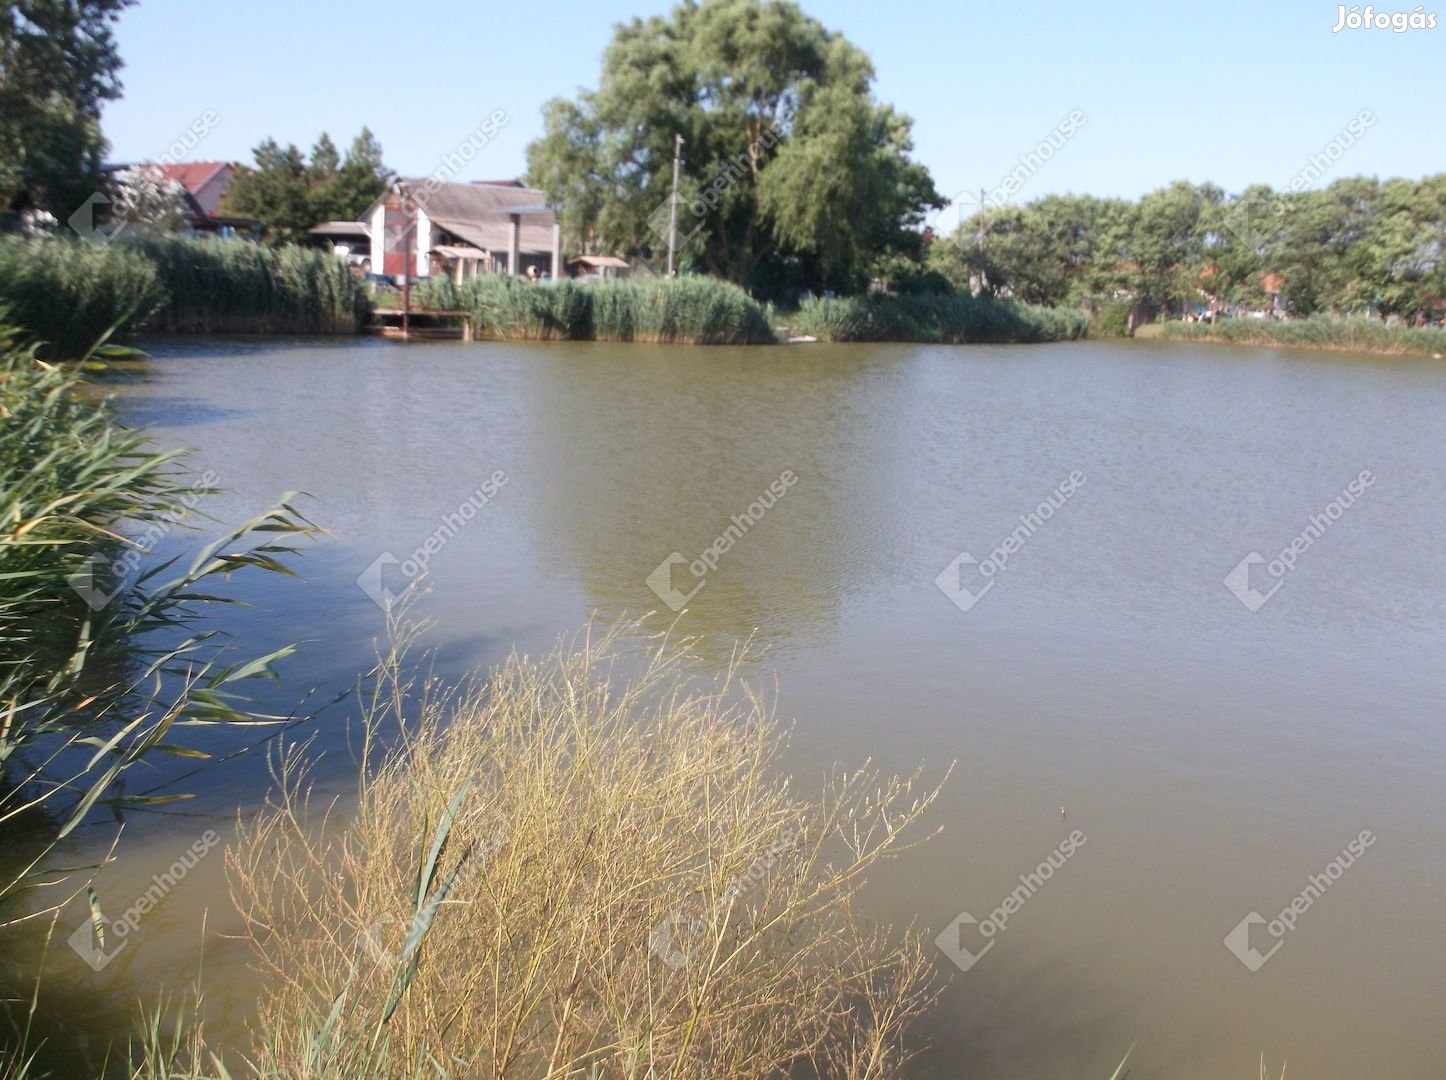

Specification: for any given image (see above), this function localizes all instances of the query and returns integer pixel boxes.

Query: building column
[508,215,520,276]
[552,221,562,280]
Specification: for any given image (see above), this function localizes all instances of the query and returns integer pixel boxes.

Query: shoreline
[1156,320,1446,359]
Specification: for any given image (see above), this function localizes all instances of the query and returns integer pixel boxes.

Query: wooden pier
[369,308,475,341]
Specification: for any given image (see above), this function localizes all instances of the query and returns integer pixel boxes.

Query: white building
[361,179,562,283]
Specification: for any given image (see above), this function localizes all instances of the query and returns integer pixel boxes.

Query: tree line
[927,177,1446,322]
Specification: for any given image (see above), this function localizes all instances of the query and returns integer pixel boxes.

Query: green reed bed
[0,236,369,355]
[1162,314,1446,356]
[420,274,779,345]
[787,293,1090,344]
[133,237,369,335]
[0,237,165,358]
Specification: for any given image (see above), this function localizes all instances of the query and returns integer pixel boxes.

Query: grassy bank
[1161,314,1446,356]
[0,236,368,355]
[785,293,1090,344]
[418,274,779,345]
[137,623,943,1079]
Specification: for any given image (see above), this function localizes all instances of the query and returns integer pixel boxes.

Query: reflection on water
[6,336,1445,1078]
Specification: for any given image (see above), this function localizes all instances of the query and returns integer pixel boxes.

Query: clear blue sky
[103,0,1441,222]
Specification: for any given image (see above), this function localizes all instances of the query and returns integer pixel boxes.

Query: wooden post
[667,133,683,277]
[399,184,411,341]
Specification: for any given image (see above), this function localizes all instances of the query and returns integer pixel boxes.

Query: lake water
[21,336,1446,1078]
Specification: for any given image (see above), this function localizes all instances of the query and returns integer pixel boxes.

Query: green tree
[221,138,311,243]
[1270,178,1380,315]
[0,0,133,219]
[933,195,1121,306]
[304,133,346,223]
[334,127,391,219]
[221,128,390,242]
[1346,175,1446,319]
[525,0,940,293]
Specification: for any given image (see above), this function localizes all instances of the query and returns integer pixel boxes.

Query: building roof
[569,255,630,269]
[309,220,371,238]
[431,244,488,259]
[395,178,554,224]
[153,162,232,195]
[430,216,555,257]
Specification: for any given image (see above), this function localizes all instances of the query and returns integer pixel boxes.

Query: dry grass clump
[186,623,944,1079]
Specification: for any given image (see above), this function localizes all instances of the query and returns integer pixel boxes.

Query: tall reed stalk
[0,314,320,932]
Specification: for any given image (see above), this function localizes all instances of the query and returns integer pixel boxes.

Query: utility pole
[977,188,986,250]
[667,133,684,277]
[397,181,413,341]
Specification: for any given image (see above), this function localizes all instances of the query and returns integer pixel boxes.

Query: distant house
[361,180,561,283]
[151,162,259,237]
[567,255,631,280]
[154,162,233,216]
[1261,272,1286,316]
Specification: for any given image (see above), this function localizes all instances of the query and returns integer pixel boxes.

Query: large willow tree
[525,0,941,293]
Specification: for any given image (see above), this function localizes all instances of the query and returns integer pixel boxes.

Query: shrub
[161,623,946,1079]
[1090,300,1133,338]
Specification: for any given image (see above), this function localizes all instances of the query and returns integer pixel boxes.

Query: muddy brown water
[10,336,1445,1078]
